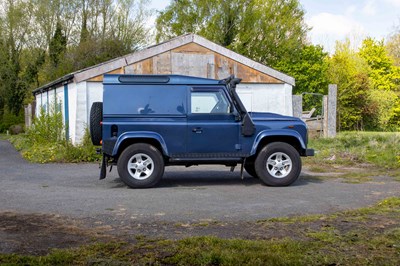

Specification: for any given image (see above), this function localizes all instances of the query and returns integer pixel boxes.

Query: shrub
[11,102,100,163]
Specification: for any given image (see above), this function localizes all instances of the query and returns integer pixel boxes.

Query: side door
[186,87,241,155]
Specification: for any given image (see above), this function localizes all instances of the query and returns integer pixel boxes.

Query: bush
[9,124,24,135]
[0,108,24,132]
[10,103,100,163]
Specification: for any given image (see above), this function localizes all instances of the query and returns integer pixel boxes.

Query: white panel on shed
[68,83,77,144]
[35,94,42,116]
[87,82,104,122]
[237,83,292,116]
[74,82,88,144]
[238,92,253,112]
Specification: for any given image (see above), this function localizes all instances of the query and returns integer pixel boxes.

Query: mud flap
[240,162,244,180]
[99,155,107,180]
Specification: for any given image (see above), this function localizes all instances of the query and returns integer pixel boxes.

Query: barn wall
[87,82,103,125]
[68,83,77,143]
[74,81,88,144]
[35,86,64,115]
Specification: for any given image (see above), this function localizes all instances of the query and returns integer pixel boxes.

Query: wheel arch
[112,132,169,158]
[250,130,306,156]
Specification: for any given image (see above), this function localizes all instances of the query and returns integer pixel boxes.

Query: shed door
[186,87,240,155]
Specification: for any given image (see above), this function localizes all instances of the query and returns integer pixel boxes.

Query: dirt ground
[1,207,398,256]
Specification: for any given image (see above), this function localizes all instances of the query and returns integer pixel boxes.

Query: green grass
[305,131,400,169]
[1,197,399,265]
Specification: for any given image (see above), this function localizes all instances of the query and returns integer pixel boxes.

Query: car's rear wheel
[255,142,301,186]
[90,102,103,145]
[117,143,164,188]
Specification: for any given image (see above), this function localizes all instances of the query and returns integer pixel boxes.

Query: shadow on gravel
[106,170,320,189]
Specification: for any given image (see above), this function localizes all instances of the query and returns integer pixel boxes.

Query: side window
[191,90,230,114]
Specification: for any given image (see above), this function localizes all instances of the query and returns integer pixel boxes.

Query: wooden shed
[33,33,295,144]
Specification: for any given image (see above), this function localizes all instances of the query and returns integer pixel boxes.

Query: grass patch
[305,131,400,171]
[1,198,399,265]
[303,132,400,179]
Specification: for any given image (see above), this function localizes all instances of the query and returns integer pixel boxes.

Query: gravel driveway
[1,139,399,224]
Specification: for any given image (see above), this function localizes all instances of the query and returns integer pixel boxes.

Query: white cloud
[307,12,365,36]
[385,0,400,7]
[345,5,357,16]
[306,12,366,53]
[362,0,376,16]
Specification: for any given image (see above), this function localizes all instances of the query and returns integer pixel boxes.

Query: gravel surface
[1,139,399,224]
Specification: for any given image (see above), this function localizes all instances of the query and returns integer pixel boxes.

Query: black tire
[244,159,258,178]
[90,102,103,146]
[117,143,164,188]
[255,142,301,186]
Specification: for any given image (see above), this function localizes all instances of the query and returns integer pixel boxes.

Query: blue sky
[149,0,400,53]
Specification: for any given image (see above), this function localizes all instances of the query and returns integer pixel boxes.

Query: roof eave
[32,74,75,95]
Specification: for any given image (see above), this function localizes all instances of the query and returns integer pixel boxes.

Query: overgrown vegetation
[305,131,400,169]
[1,197,399,265]
[9,106,99,163]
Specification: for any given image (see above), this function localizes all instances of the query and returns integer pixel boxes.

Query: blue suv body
[90,74,314,188]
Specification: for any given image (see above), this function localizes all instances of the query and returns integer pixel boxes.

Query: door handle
[192,127,203,133]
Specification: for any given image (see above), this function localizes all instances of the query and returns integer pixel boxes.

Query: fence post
[292,95,302,118]
[326,84,337,137]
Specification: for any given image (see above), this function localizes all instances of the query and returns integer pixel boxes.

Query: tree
[387,22,400,66]
[328,40,372,131]
[156,0,308,67]
[0,0,33,116]
[387,33,400,66]
[276,44,329,95]
[49,21,67,66]
[359,38,400,91]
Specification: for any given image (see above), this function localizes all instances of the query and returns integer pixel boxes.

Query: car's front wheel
[117,143,164,188]
[255,142,301,186]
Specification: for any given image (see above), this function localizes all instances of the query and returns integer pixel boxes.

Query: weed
[306,132,400,170]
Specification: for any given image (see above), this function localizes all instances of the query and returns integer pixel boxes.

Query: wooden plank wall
[89,43,283,84]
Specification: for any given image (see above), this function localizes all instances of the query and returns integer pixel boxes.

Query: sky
[149,0,400,53]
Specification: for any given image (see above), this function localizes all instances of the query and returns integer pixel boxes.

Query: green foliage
[367,89,399,130]
[359,38,400,91]
[10,104,100,163]
[156,0,308,68]
[0,0,151,129]
[387,32,400,66]
[0,108,24,132]
[276,44,329,95]
[27,105,64,144]
[49,21,67,66]
[328,40,372,130]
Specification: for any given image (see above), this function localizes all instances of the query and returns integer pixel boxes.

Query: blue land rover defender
[90,74,314,188]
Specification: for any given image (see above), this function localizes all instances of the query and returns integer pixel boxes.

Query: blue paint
[64,84,69,140]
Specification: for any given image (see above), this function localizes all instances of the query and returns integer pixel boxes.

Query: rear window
[104,85,187,115]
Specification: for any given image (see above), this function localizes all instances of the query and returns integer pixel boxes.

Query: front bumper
[305,148,315,156]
